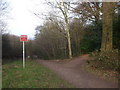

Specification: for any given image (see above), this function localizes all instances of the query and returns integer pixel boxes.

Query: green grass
[2,60,74,88]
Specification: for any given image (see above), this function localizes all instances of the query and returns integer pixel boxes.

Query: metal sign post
[23,41,25,68]
[20,35,28,69]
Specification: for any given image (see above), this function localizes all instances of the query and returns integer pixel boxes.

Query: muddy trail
[37,54,118,88]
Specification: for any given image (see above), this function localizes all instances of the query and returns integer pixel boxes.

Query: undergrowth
[88,49,119,71]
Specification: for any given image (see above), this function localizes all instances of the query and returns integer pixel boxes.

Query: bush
[88,49,119,71]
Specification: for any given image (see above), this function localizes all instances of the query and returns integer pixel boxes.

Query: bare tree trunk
[47,0,73,59]
[101,2,115,52]
[63,2,72,59]
[65,15,72,59]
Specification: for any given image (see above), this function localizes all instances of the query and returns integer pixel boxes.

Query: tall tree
[101,2,115,52]
[34,0,73,59]
[54,0,72,59]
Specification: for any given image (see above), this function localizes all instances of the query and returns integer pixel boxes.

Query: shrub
[88,49,119,71]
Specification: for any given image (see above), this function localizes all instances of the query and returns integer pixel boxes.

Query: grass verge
[2,60,74,88]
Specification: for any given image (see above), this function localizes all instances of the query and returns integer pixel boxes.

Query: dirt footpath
[37,55,118,88]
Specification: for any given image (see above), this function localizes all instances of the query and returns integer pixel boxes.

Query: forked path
[37,55,118,88]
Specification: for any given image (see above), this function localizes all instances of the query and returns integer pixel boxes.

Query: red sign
[20,35,28,41]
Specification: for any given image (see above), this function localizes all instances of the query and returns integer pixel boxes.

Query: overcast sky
[6,0,119,39]
[6,0,51,39]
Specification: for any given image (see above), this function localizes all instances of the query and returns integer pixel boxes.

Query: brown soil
[36,54,118,88]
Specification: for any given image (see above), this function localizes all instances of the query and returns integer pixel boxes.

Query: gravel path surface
[37,55,118,88]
